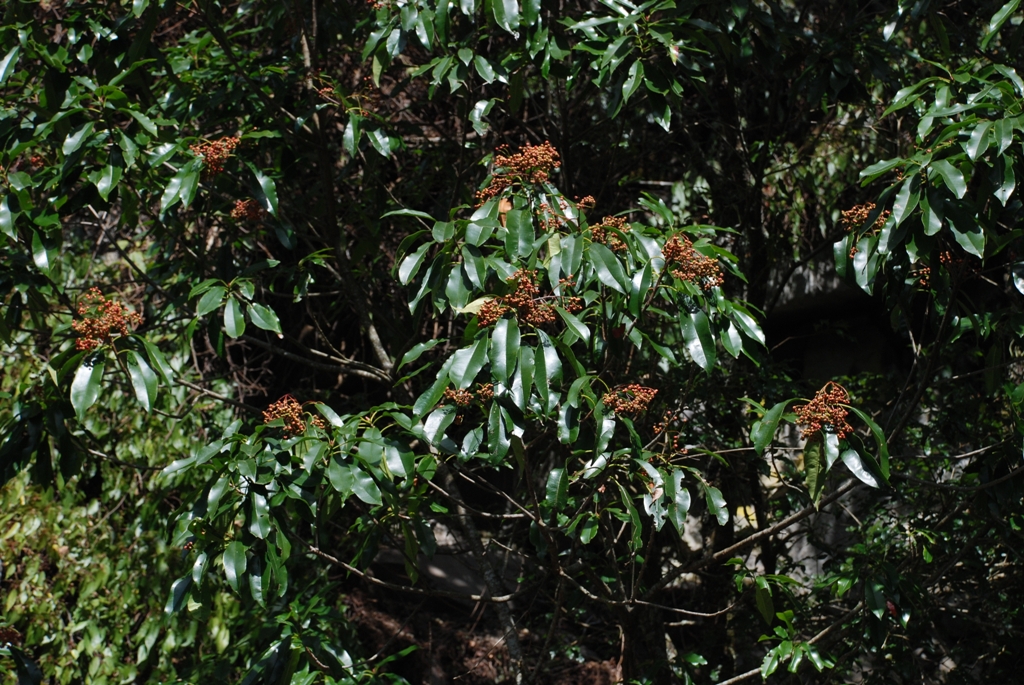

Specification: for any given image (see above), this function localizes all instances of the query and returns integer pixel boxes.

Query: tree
[1,0,1023,683]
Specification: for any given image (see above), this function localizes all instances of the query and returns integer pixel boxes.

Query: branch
[242,334,391,382]
[177,379,262,415]
[645,480,863,600]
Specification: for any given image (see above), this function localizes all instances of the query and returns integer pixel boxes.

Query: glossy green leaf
[504,209,534,260]
[127,350,158,412]
[681,309,715,371]
[223,541,247,592]
[399,242,431,285]
[622,60,644,103]
[31,230,52,276]
[71,355,105,420]
[249,492,270,539]
[489,316,520,384]
[351,467,382,505]
[751,400,789,455]
[841,449,879,487]
[589,242,628,293]
[555,306,590,344]
[0,196,14,239]
[921,187,944,235]
[247,163,280,217]
[891,176,919,228]
[846,405,890,479]
[930,159,966,198]
[367,128,392,157]
[755,579,774,625]
[62,122,95,156]
[545,467,568,510]
[196,286,226,317]
[994,118,1015,156]
[995,155,1015,206]
[142,338,175,385]
[859,157,901,183]
[616,482,643,552]
[0,46,20,86]
[664,469,690,534]
[223,296,245,338]
[966,121,991,160]
[165,576,192,615]
[247,302,282,335]
[492,0,520,34]
[804,438,826,505]
[824,431,841,468]
[704,484,728,526]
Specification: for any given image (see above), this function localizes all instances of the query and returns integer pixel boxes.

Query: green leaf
[328,456,354,495]
[160,159,202,213]
[921,187,944,236]
[223,541,247,592]
[489,316,520,384]
[398,338,445,371]
[841,449,879,487]
[824,431,841,468]
[664,469,690,534]
[248,556,265,607]
[31,230,53,277]
[142,338,175,385]
[367,128,392,157]
[966,121,992,161]
[0,196,14,239]
[846,405,890,479]
[930,159,966,199]
[995,155,1015,206]
[804,438,826,505]
[71,355,105,420]
[994,117,1015,156]
[423,405,457,445]
[545,467,568,511]
[755,578,774,625]
[196,286,226,317]
[681,309,715,371]
[399,242,431,285]
[891,176,919,228]
[250,492,270,539]
[247,303,282,335]
[589,242,629,293]
[622,60,644,103]
[982,0,1020,47]
[351,467,382,505]
[62,122,95,156]
[0,46,20,86]
[555,306,590,344]
[165,576,192,615]
[127,350,158,412]
[751,400,789,455]
[946,203,985,257]
[247,163,280,217]
[127,110,159,136]
[533,330,562,412]
[492,0,520,34]
[704,484,728,526]
[223,296,245,338]
[730,305,765,346]
[859,157,901,183]
[616,482,643,552]
[504,209,534,260]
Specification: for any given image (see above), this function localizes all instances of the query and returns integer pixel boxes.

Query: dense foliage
[2,0,1023,683]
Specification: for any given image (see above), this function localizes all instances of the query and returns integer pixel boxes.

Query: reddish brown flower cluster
[591,216,630,252]
[662,235,724,290]
[263,395,326,436]
[477,270,583,327]
[71,288,142,351]
[577,195,596,212]
[442,388,474,407]
[318,86,336,100]
[939,249,978,283]
[913,265,931,288]
[189,136,240,175]
[476,142,561,205]
[602,384,658,416]
[537,202,568,231]
[476,383,494,402]
[841,203,890,234]
[0,625,21,646]
[231,199,266,222]
[794,382,853,440]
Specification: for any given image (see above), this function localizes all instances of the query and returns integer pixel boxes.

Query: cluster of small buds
[536,203,567,231]
[189,136,240,175]
[476,383,494,401]
[0,625,20,646]
[913,265,931,288]
[794,382,853,440]
[442,388,474,407]
[317,86,336,100]
[71,288,142,351]
[662,235,724,290]
[477,299,513,327]
[475,142,561,205]
[263,395,326,436]
[557,276,584,314]
[841,203,890,234]
[577,195,596,212]
[652,409,677,434]
[231,199,266,223]
[590,216,630,252]
[28,154,45,169]
[939,249,977,282]
[602,384,658,416]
